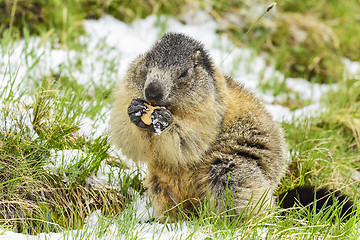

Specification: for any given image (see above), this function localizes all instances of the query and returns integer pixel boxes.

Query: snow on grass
[45,149,89,173]
[343,57,360,80]
[2,10,360,240]
[0,207,204,240]
[0,96,39,145]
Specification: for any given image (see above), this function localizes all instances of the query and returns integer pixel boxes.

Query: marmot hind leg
[207,157,274,219]
[145,167,202,222]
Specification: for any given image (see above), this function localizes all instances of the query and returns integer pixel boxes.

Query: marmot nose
[145,81,164,104]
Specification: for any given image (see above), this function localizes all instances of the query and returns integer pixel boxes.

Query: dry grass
[213,2,345,83]
[0,172,127,233]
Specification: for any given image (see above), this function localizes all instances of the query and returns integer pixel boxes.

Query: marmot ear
[192,50,201,66]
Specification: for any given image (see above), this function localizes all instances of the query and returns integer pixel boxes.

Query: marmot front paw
[150,107,173,134]
[127,98,149,129]
[128,98,173,133]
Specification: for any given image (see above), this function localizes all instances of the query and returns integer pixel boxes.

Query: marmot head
[131,33,216,108]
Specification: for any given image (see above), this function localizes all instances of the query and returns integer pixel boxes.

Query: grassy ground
[0,0,360,239]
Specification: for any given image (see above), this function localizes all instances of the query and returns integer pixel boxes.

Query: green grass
[210,0,359,83]
[280,78,360,191]
[0,33,134,234]
[0,0,360,239]
[280,0,360,61]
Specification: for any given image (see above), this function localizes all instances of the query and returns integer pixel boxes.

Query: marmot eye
[178,70,188,79]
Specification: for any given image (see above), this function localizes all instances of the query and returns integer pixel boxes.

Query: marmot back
[110,32,287,220]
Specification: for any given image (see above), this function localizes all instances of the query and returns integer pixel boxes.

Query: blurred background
[1,0,359,83]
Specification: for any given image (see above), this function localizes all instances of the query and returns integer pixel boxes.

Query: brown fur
[110,33,287,220]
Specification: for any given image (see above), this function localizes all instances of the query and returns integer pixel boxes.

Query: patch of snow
[343,58,360,80]
[132,194,155,221]
[78,115,109,140]
[0,99,38,139]
[266,102,325,123]
[45,149,89,173]
[285,77,337,102]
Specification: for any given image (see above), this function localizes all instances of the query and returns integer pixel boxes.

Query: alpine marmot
[110,32,354,221]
